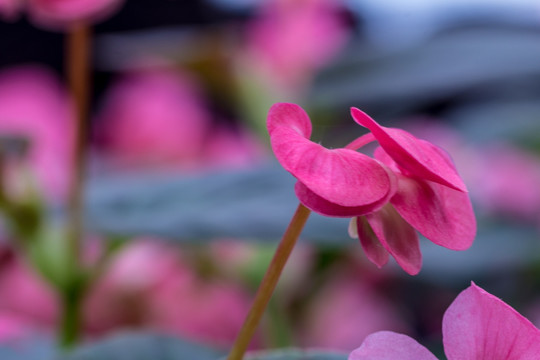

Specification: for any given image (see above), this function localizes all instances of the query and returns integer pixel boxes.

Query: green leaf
[84,164,350,245]
[243,348,347,360]
[61,333,224,360]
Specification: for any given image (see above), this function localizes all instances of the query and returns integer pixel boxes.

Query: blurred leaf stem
[227,203,311,360]
[59,21,91,349]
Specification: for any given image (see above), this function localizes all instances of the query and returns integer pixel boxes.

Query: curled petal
[391,174,475,251]
[267,102,311,138]
[350,217,389,269]
[443,283,540,360]
[364,205,421,275]
[351,107,467,192]
[269,104,392,208]
[349,331,437,360]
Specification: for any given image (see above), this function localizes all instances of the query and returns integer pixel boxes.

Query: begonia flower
[268,102,395,217]
[349,283,540,359]
[347,108,476,275]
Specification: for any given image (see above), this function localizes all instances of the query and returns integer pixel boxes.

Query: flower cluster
[268,103,476,275]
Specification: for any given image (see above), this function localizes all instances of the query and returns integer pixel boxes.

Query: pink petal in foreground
[364,205,421,275]
[350,107,467,192]
[443,283,540,360]
[269,104,392,208]
[391,174,476,251]
[349,331,437,360]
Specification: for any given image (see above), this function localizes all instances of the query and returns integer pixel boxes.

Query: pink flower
[245,0,349,89]
[84,240,255,348]
[268,103,395,217]
[349,283,540,359]
[28,0,124,28]
[96,69,265,170]
[269,103,475,275]
[347,108,476,275]
[96,70,210,168]
[0,65,73,200]
[0,247,58,337]
[300,273,409,352]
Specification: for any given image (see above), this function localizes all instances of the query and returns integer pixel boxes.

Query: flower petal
[351,107,467,192]
[295,182,390,217]
[269,104,392,208]
[350,217,389,269]
[443,283,540,360]
[267,102,312,138]
[391,174,476,251]
[365,205,422,275]
[349,331,438,360]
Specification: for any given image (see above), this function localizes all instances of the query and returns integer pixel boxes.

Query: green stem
[59,21,91,349]
[59,283,84,348]
[227,203,311,360]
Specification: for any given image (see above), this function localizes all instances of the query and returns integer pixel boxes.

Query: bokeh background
[1,0,540,358]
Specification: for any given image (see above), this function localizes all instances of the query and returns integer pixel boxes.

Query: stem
[59,283,84,348]
[60,21,91,348]
[227,203,311,360]
[66,21,90,270]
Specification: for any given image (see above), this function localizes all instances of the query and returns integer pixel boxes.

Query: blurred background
[1,0,540,358]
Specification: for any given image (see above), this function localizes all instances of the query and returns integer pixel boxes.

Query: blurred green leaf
[84,164,350,245]
[83,165,540,283]
[243,348,347,360]
[61,333,224,360]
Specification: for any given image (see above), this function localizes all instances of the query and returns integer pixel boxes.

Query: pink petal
[391,174,476,251]
[267,102,312,138]
[443,283,540,360]
[364,205,422,275]
[349,217,389,268]
[269,103,392,208]
[350,107,467,192]
[349,331,438,360]
[294,171,394,217]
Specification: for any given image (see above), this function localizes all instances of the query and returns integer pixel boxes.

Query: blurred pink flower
[347,108,476,275]
[350,283,540,359]
[0,247,58,339]
[0,65,73,200]
[268,103,394,217]
[245,0,349,89]
[470,144,540,222]
[0,240,254,348]
[14,0,123,28]
[0,0,22,21]
[84,240,255,348]
[301,274,408,352]
[96,69,265,170]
